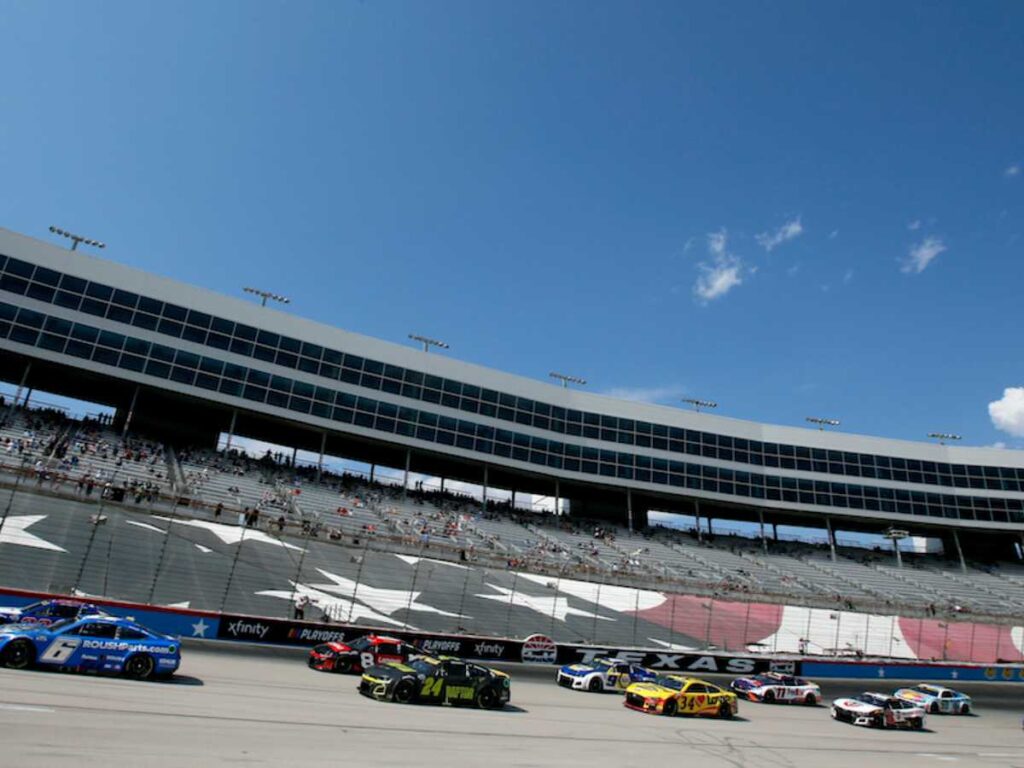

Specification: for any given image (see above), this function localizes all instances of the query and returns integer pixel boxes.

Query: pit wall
[2,588,1022,683]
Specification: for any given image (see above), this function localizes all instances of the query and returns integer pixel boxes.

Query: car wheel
[476,687,500,710]
[1,640,35,670]
[929,702,939,715]
[393,679,416,704]
[804,693,817,706]
[959,703,970,715]
[588,676,603,693]
[763,690,775,704]
[718,702,734,720]
[912,718,923,730]
[662,699,677,717]
[125,654,155,680]
[334,657,353,674]
[874,714,886,729]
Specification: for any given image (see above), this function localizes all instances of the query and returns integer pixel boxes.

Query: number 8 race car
[308,634,418,674]
[359,655,511,709]
[556,656,656,692]
[0,615,180,680]
[730,672,822,705]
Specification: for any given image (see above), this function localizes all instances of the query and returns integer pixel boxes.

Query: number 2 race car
[556,656,656,692]
[831,692,926,729]
[625,675,739,718]
[0,599,105,626]
[893,684,972,715]
[730,672,822,705]
[0,615,180,680]
[308,634,418,674]
[359,655,510,709]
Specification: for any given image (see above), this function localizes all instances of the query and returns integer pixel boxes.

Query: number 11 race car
[308,634,418,674]
[831,692,926,729]
[0,615,180,680]
[730,672,822,705]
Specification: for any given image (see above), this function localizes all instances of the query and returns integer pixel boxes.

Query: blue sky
[2,0,1023,448]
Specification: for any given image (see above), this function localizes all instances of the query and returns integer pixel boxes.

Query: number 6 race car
[831,692,926,729]
[625,675,739,718]
[730,672,822,705]
[308,634,418,674]
[0,615,180,680]
[893,684,972,715]
[556,656,656,692]
[359,655,510,709]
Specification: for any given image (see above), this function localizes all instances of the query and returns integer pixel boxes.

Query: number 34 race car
[893,684,972,715]
[730,672,822,705]
[359,655,511,709]
[308,634,418,674]
[0,615,180,680]
[556,656,656,692]
[831,692,926,729]
[625,675,739,718]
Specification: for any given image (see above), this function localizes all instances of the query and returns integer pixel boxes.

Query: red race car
[308,634,418,674]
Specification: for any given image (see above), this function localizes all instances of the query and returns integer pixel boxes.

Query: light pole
[49,225,105,251]
[408,334,449,353]
[549,372,586,389]
[806,416,840,431]
[243,287,290,307]
[884,527,909,568]
[928,432,962,446]
[682,398,718,413]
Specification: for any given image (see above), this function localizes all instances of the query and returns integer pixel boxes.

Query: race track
[0,645,1021,767]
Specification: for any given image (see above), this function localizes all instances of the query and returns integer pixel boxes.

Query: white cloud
[901,236,946,274]
[694,229,744,302]
[842,268,854,284]
[1005,164,1020,178]
[907,219,921,231]
[602,385,688,404]
[989,387,1024,437]
[755,217,804,252]
[828,230,839,240]
[786,263,800,277]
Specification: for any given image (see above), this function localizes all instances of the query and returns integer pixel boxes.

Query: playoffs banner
[216,613,527,663]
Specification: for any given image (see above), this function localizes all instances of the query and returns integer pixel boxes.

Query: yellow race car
[625,675,738,718]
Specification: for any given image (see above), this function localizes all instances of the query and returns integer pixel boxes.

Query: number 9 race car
[556,656,656,692]
[730,672,822,705]
[0,599,106,626]
[831,692,926,729]
[0,615,180,680]
[893,684,972,715]
[359,655,510,709]
[625,675,739,718]
[308,634,418,674]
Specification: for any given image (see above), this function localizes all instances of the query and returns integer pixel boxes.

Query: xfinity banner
[555,645,800,675]
[216,614,526,663]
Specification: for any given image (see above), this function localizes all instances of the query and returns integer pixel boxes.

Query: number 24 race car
[359,655,510,709]
[308,634,418,674]
[0,615,180,680]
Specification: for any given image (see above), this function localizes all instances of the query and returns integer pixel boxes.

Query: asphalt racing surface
[0,646,1021,768]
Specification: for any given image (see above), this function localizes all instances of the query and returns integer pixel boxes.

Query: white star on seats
[194,544,212,554]
[394,554,471,571]
[257,583,406,627]
[517,573,666,612]
[126,521,166,535]
[475,584,610,623]
[309,568,462,618]
[0,515,66,552]
[191,619,209,637]
[154,517,302,551]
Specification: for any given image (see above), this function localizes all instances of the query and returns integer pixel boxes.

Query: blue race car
[0,599,105,626]
[0,615,180,680]
[555,656,657,692]
[893,683,973,715]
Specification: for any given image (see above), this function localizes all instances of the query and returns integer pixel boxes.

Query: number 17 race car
[0,615,180,680]
[359,655,511,709]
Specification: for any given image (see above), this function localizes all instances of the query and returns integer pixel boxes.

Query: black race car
[359,655,510,709]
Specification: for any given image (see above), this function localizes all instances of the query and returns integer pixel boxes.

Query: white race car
[730,672,822,705]
[831,692,926,729]
[555,657,656,692]
[893,684,972,715]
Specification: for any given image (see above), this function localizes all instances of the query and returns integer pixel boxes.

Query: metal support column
[694,499,702,542]
[758,509,767,553]
[554,479,560,516]
[316,432,326,483]
[826,517,837,562]
[22,388,33,410]
[403,449,411,498]
[482,465,488,515]
[122,385,140,439]
[10,361,31,415]
[951,528,966,573]
[893,537,903,568]
[290,446,297,468]
[370,464,375,484]
[626,488,633,533]
[225,409,238,451]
